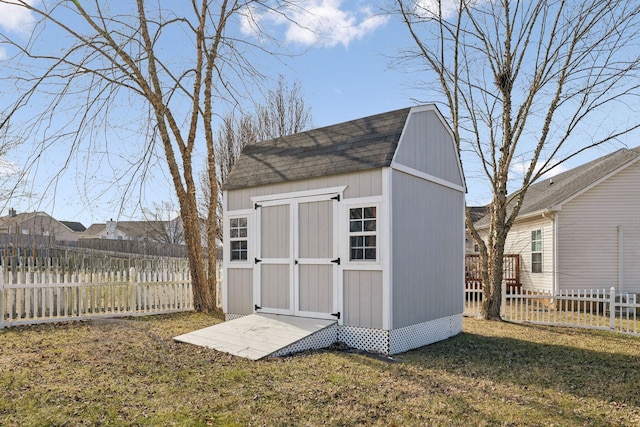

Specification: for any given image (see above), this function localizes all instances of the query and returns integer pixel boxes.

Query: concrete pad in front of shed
[173,314,336,360]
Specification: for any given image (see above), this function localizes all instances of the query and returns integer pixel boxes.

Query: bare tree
[142,201,185,245]
[396,0,640,319]
[199,76,312,241]
[0,1,296,313]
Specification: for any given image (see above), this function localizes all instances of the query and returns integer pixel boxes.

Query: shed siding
[393,110,463,187]
[261,264,290,309]
[502,216,554,292]
[391,170,464,329]
[299,200,333,258]
[261,204,290,258]
[226,169,382,211]
[299,265,333,313]
[343,270,383,329]
[557,161,640,293]
[226,268,253,314]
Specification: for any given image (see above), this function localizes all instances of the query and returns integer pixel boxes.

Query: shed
[221,105,465,355]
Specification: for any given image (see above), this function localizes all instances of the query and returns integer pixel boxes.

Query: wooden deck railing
[465,254,521,291]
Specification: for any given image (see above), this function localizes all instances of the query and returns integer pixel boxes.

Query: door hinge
[331,258,341,265]
[255,304,262,311]
[331,312,341,319]
[331,194,340,202]
[254,203,261,209]
[255,258,262,264]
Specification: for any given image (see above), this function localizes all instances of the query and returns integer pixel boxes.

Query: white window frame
[341,198,382,268]
[229,215,249,263]
[531,229,543,273]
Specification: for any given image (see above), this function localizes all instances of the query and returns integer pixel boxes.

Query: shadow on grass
[398,326,639,406]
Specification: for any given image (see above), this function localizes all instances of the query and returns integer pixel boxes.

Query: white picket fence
[1,257,194,328]
[465,282,639,335]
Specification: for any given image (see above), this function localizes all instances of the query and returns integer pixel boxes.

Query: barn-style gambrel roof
[223,107,413,190]
[475,146,640,227]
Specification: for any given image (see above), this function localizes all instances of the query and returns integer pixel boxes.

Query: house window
[349,207,376,261]
[230,217,248,261]
[531,229,543,273]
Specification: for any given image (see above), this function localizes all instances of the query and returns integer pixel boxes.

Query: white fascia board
[390,104,466,193]
[391,163,466,193]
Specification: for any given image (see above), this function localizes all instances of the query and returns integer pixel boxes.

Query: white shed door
[256,194,339,320]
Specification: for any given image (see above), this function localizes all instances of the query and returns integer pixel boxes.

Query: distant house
[474,147,640,294]
[465,206,488,253]
[0,209,85,242]
[82,218,184,244]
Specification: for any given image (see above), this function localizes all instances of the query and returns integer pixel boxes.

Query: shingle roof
[475,146,640,227]
[223,107,412,190]
[60,221,86,232]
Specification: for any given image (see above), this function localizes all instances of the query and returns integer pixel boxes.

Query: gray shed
[221,105,465,355]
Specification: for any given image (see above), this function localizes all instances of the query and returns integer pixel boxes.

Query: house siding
[226,169,382,211]
[557,161,640,293]
[391,170,464,329]
[503,216,554,292]
[393,109,463,187]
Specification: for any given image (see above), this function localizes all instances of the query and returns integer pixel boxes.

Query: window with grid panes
[531,229,542,273]
[230,217,248,261]
[349,207,376,261]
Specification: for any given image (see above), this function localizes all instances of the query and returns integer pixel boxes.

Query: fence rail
[1,256,193,328]
[465,283,639,336]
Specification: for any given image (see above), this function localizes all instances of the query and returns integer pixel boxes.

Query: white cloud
[415,0,490,20]
[0,1,36,34]
[510,159,568,182]
[240,0,388,49]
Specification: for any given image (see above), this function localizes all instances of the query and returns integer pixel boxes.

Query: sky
[0,0,638,227]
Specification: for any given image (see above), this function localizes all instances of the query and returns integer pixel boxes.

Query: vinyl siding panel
[226,169,383,211]
[503,217,554,292]
[391,170,464,329]
[557,161,640,293]
[343,270,383,328]
[226,268,253,314]
[393,110,463,187]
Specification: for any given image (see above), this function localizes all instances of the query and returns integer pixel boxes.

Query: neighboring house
[82,219,185,244]
[474,147,640,294]
[0,209,85,242]
[465,206,488,253]
[222,105,466,355]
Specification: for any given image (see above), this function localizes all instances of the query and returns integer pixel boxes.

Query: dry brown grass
[1,313,639,426]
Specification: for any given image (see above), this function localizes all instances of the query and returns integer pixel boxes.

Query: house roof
[60,221,86,232]
[475,146,640,227]
[223,107,413,190]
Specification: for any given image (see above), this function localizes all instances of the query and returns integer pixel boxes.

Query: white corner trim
[381,167,393,330]
[391,163,465,193]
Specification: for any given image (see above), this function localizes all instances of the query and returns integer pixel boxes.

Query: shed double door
[256,194,339,320]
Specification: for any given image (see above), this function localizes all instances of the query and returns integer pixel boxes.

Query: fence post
[0,268,5,329]
[609,286,616,331]
[129,267,137,313]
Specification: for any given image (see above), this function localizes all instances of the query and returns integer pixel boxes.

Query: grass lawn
[1,313,639,426]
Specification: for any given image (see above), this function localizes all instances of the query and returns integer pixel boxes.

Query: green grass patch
[1,314,638,426]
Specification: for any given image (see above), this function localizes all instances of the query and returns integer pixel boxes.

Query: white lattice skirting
[225,312,462,356]
[269,323,338,358]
